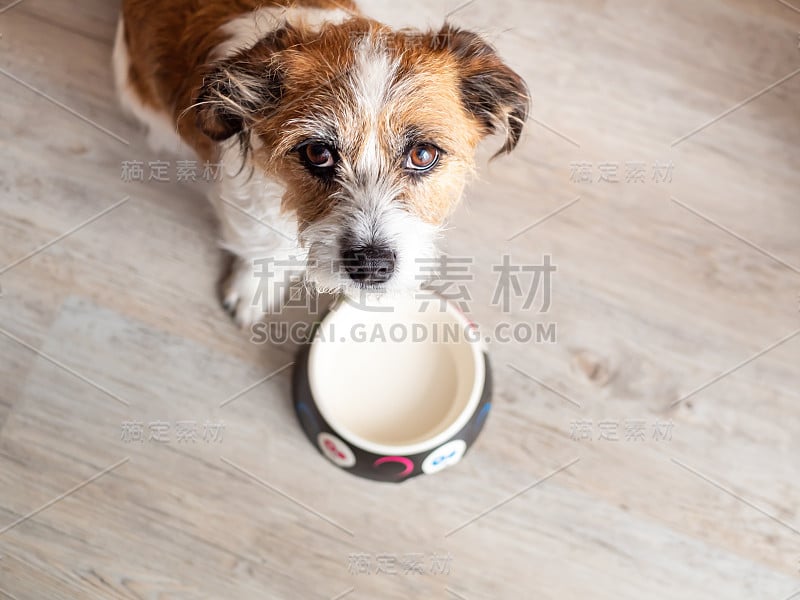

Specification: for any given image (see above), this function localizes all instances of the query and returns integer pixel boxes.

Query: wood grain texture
[0,0,799,598]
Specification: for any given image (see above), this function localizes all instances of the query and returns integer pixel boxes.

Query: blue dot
[432,449,458,466]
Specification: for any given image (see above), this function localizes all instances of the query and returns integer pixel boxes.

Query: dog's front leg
[209,147,305,328]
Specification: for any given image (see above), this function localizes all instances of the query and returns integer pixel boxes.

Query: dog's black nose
[342,245,396,284]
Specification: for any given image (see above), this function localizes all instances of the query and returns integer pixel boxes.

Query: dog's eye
[405,144,439,172]
[302,143,336,168]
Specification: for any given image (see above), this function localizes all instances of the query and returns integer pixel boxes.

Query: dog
[113,0,529,326]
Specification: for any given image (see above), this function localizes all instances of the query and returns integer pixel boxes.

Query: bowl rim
[306,299,486,456]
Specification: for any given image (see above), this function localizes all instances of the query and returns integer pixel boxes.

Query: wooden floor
[1,0,799,598]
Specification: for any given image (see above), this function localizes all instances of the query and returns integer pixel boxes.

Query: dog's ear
[194,34,290,141]
[434,25,530,157]
[194,61,282,141]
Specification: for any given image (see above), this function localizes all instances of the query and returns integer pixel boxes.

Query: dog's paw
[219,255,307,329]
[219,258,275,329]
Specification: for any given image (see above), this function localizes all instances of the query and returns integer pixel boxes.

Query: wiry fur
[114,0,529,326]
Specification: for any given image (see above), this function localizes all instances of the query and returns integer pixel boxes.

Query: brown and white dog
[113,0,529,326]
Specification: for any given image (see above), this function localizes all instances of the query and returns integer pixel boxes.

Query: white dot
[317,432,356,468]
[421,440,467,474]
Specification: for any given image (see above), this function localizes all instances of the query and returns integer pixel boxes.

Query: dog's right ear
[194,34,290,141]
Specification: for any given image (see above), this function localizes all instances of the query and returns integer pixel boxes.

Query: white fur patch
[212,135,305,324]
[211,136,299,259]
[351,37,397,175]
[213,6,352,61]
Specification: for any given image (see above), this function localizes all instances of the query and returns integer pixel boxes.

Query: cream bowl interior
[308,299,485,456]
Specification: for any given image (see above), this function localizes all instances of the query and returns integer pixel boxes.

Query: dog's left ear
[193,60,278,141]
[193,28,297,142]
[194,55,284,142]
[435,25,530,157]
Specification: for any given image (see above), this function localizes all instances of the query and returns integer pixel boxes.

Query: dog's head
[195,18,529,295]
